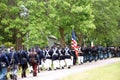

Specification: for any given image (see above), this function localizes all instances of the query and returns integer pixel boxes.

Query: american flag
[71,30,78,57]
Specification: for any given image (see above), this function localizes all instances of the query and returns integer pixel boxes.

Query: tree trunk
[59,27,66,48]
[16,37,22,51]
[8,0,16,5]
[12,29,22,51]
[77,34,83,47]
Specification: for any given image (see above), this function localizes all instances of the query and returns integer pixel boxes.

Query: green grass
[61,62,120,80]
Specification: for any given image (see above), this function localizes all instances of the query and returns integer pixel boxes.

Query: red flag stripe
[71,31,78,57]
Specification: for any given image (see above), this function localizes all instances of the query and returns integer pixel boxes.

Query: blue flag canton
[72,31,76,40]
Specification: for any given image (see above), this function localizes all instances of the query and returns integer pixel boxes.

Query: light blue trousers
[0,68,7,80]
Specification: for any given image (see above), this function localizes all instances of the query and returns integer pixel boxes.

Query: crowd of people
[0,45,120,80]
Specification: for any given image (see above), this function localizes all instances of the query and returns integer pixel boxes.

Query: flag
[71,30,78,57]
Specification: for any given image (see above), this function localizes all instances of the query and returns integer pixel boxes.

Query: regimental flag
[71,30,78,57]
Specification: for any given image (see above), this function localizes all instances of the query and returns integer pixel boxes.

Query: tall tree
[46,0,95,47]
[93,0,120,46]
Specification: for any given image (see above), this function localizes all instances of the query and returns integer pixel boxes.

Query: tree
[1,0,120,49]
[93,0,120,46]
[46,0,95,47]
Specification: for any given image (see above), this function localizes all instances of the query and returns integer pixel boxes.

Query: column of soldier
[0,45,120,80]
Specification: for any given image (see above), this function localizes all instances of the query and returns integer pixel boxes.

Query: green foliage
[112,30,120,46]
[93,0,120,46]
[4,42,15,48]
[0,0,120,48]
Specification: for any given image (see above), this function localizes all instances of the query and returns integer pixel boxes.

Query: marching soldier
[87,47,92,62]
[27,49,33,73]
[81,47,87,63]
[52,46,60,70]
[36,47,45,72]
[28,48,39,76]
[97,46,104,60]
[0,47,9,80]
[103,47,108,59]
[64,46,72,68]
[117,47,120,57]
[71,48,77,65]
[18,48,28,78]
[58,47,65,69]
[44,46,52,71]
[7,47,19,80]
[92,47,98,61]
[78,46,84,65]
[107,47,112,58]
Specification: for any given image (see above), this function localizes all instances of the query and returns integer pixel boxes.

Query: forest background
[0,0,120,50]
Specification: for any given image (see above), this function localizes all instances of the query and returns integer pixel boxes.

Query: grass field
[61,62,120,80]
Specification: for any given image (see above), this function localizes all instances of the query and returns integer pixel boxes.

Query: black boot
[4,75,8,80]
[10,74,13,79]
[38,68,40,73]
[24,71,26,77]
[68,66,71,69]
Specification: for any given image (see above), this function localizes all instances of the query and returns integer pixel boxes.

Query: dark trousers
[21,63,28,78]
[73,56,77,65]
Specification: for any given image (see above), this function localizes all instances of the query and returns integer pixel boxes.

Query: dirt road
[18,58,120,80]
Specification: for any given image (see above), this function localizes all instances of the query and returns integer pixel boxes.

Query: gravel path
[18,58,120,80]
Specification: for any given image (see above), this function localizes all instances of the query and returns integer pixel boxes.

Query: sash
[10,52,15,64]
[52,48,57,56]
[59,49,63,56]
[45,50,50,57]
[65,48,69,55]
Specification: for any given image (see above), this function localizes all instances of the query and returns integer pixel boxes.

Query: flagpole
[71,30,78,58]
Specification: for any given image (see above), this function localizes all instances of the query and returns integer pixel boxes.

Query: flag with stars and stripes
[71,30,78,57]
